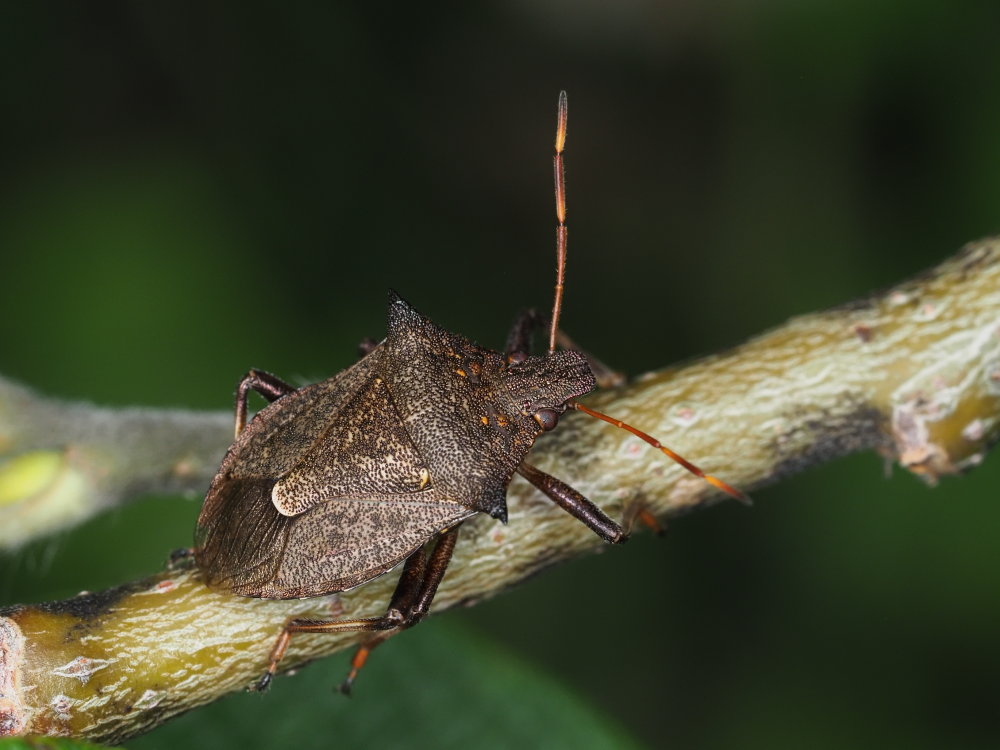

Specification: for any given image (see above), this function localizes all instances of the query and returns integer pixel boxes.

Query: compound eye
[507,351,528,367]
[533,408,559,431]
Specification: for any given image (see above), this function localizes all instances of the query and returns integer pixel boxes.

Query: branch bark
[2,239,999,743]
[0,381,230,550]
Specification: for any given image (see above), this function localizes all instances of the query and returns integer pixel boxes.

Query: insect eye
[507,351,528,367]
[533,409,559,431]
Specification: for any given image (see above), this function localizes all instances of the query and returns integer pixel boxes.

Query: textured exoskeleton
[196,292,596,598]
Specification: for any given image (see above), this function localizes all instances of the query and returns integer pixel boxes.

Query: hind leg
[254,525,462,693]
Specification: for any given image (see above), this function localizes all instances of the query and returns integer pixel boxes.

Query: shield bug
[195,91,748,693]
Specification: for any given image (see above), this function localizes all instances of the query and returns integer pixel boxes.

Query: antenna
[548,90,568,354]
[573,401,751,505]
[548,91,750,505]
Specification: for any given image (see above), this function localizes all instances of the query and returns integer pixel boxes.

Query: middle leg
[254,524,463,693]
[234,369,297,437]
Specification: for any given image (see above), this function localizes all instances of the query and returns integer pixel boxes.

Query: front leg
[518,461,663,538]
[517,462,627,544]
[234,369,297,437]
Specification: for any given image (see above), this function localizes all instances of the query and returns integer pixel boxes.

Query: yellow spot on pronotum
[455,369,466,377]
[418,468,430,489]
[0,451,64,507]
[480,416,489,426]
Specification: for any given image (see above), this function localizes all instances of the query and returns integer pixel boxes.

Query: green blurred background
[2,2,1000,748]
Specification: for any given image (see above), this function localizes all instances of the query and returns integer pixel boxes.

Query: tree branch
[1,239,999,743]
[0,381,231,551]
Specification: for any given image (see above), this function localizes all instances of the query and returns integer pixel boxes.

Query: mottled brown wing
[197,348,474,599]
[257,373,473,597]
[252,492,474,598]
[271,376,430,515]
[218,352,383,480]
[198,477,472,598]
[196,353,383,594]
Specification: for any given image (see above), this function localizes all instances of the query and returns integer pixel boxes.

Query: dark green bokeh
[2,3,999,748]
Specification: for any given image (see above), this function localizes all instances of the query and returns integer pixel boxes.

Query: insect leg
[505,309,543,358]
[165,547,196,570]
[255,528,463,694]
[505,311,623,388]
[333,547,426,694]
[254,550,431,692]
[339,524,462,694]
[554,330,625,389]
[517,462,627,544]
[254,611,404,693]
[356,337,379,358]
[621,499,666,537]
[404,523,461,622]
[234,369,297,437]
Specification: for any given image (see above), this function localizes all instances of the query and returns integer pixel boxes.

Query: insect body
[196,293,597,598]
[195,92,746,692]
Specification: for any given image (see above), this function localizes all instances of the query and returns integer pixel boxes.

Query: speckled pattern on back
[195,291,596,600]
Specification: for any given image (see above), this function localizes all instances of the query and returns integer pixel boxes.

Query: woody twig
[0,380,230,551]
[1,239,999,743]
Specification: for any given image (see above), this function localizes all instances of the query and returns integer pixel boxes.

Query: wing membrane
[195,476,293,594]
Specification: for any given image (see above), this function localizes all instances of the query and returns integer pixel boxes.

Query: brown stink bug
[195,91,748,693]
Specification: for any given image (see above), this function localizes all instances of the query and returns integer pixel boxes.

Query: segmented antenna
[550,91,749,505]
[573,401,752,505]
[549,90,569,354]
